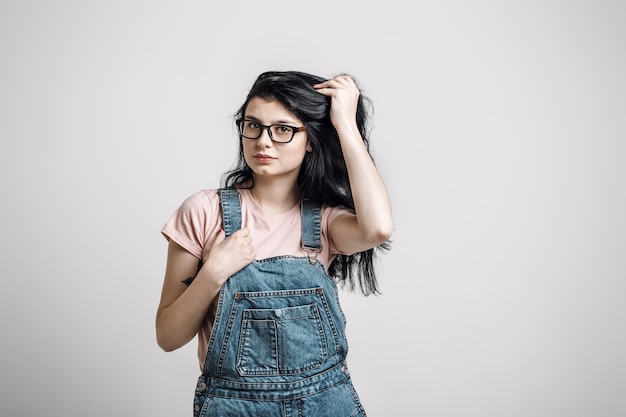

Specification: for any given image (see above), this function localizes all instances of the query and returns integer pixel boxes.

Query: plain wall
[1,1,625,416]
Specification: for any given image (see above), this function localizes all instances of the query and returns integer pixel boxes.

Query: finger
[314,86,333,97]
[330,74,355,86]
[313,83,329,91]
[211,229,226,247]
[314,78,356,94]
[314,80,339,90]
[332,74,352,83]
[313,76,343,89]
[314,83,342,99]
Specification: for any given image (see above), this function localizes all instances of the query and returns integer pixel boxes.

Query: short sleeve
[321,205,353,256]
[161,189,221,259]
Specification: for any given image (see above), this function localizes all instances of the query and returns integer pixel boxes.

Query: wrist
[334,120,359,137]
[195,267,227,291]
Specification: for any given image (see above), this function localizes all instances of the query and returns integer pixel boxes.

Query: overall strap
[218,188,322,260]
[301,199,323,262]
[219,187,242,237]
[183,187,242,286]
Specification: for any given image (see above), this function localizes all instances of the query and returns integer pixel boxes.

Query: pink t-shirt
[161,188,350,368]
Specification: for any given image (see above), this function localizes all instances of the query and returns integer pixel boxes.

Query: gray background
[1,1,625,416]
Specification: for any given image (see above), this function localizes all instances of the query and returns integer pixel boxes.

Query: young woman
[156,70,393,416]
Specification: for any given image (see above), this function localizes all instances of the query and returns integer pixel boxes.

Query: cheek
[242,140,255,157]
[286,144,308,163]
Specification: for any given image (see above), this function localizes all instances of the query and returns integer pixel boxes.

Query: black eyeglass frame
[236,118,307,144]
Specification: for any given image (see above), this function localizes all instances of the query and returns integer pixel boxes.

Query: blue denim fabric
[192,188,366,417]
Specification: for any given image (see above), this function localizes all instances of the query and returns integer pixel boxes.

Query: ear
[306,143,313,152]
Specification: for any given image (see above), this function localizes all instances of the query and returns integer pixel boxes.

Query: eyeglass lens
[240,120,296,143]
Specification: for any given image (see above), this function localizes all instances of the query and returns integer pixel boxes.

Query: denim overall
[193,188,366,417]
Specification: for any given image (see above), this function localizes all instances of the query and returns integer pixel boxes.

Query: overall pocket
[236,301,328,375]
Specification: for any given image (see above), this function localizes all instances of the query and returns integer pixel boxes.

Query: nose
[256,126,273,147]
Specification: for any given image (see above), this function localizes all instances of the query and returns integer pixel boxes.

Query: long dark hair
[222,70,390,295]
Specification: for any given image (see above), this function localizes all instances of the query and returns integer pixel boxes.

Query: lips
[254,154,275,163]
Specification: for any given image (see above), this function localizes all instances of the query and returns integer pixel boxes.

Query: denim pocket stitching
[236,303,328,375]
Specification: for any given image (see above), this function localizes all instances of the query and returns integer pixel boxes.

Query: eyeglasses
[236,119,306,143]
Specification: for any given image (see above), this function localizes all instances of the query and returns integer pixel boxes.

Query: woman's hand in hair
[313,74,360,133]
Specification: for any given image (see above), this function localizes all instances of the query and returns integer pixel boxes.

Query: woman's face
[241,97,309,182]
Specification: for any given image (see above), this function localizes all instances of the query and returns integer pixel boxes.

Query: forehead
[244,97,301,123]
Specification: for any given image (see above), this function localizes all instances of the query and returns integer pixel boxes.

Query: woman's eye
[247,122,260,129]
[276,126,290,134]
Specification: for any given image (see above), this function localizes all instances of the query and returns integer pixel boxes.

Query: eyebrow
[243,115,298,125]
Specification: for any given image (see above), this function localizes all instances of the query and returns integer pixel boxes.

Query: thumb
[212,228,226,247]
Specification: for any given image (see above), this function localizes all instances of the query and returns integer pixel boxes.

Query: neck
[248,178,300,214]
